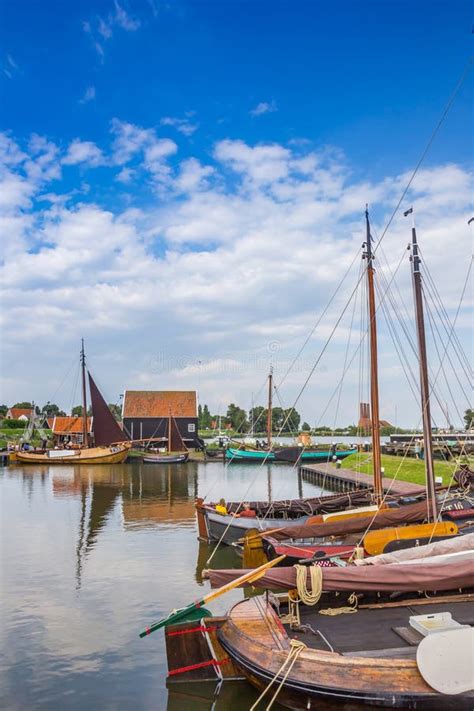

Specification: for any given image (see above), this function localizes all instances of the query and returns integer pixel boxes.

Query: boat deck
[228,595,474,657]
[221,595,474,708]
[287,599,474,655]
[301,462,426,496]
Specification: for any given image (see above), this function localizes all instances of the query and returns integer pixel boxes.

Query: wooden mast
[407,208,437,522]
[364,207,383,505]
[80,338,88,448]
[168,408,172,454]
[267,366,273,449]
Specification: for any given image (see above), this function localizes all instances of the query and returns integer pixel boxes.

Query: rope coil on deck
[292,564,359,616]
[319,592,359,616]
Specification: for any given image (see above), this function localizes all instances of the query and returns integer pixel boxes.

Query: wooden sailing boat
[251,208,463,563]
[197,209,410,545]
[225,367,276,461]
[197,211,474,708]
[225,367,356,463]
[15,340,131,465]
[142,408,189,464]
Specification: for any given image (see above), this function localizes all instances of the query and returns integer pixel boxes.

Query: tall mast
[250,392,254,436]
[267,366,273,448]
[406,208,437,522]
[363,207,383,504]
[168,408,172,454]
[80,338,88,448]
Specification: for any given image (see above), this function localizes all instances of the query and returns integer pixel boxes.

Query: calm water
[0,460,329,710]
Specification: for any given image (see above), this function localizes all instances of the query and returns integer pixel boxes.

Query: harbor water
[1,459,331,710]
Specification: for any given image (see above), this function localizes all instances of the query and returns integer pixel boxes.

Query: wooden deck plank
[301,462,425,496]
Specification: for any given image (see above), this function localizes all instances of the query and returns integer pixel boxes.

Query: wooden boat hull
[217,597,474,709]
[265,541,356,564]
[14,444,130,465]
[200,508,312,545]
[143,453,189,464]
[226,447,357,463]
[274,447,357,463]
[225,448,275,462]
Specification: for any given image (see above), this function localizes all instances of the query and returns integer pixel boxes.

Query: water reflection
[0,460,326,710]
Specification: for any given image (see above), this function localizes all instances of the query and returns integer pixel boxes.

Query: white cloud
[62,140,105,167]
[110,119,178,188]
[215,139,291,186]
[3,53,20,79]
[83,1,140,58]
[98,17,113,39]
[0,133,27,166]
[113,0,141,31]
[79,86,96,104]
[160,115,198,136]
[110,118,155,164]
[7,54,18,70]
[250,100,278,117]
[174,158,214,194]
[0,130,471,428]
[115,166,135,183]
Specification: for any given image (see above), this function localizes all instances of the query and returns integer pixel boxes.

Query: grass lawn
[343,452,470,486]
[0,428,51,450]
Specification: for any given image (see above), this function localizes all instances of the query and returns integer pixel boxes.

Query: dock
[300,462,425,497]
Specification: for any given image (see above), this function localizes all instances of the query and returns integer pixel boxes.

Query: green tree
[13,401,33,408]
[284,408,300,433]
[301,422,311,431]
[226,403,248,431]
[203,404,211,428]
[464,408,473,430]
[249,406,265,432]
[71,405,92,416]
[41,403,66,417]
[108,403,122,421]
[198,404,212,429]
[0,405,8,416]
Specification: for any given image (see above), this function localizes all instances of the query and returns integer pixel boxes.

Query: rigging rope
[249,638,307,711]
[202,59,473,562]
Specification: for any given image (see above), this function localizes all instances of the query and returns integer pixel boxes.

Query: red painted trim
[166,626,217,637]
[168,658,228,677]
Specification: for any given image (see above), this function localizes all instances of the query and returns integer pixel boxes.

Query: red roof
[52,416,93,434]
[122,391,197,418]
[8,408,33,419]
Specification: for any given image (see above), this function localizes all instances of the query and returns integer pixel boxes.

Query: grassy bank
[343,452,470,486]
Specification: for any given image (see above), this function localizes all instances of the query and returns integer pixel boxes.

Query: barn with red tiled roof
[122,390,199,445]
[6,407,33,421]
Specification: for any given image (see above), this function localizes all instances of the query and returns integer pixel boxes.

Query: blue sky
[2,0,472,177]
[0,0,472,426]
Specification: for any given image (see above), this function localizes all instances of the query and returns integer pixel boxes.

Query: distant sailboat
[143,409,189,464]
[15,341,131,465]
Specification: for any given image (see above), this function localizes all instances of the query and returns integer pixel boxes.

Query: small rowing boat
[143,452,189,464]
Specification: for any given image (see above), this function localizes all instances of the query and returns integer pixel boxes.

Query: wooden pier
[300,462,425,497]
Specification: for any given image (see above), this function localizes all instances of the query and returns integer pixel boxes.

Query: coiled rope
[319,592,359,616]
[293,564,359,615]
[294,564,323,605]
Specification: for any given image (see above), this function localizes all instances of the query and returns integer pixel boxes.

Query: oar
[139,554,286,638]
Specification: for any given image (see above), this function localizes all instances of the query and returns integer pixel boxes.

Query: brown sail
[88,372,127,446]
[169,414,187,452]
